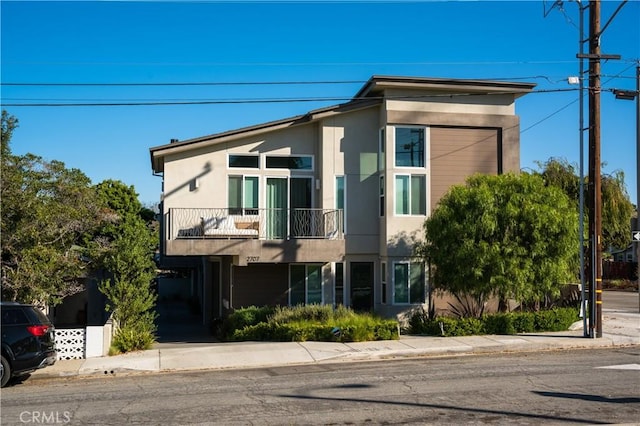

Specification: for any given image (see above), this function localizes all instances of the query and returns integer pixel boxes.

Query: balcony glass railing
[167,208,343,241]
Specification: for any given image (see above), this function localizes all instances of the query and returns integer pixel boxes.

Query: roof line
[150,97,380,153]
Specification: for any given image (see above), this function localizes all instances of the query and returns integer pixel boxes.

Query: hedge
[408,307,579,337]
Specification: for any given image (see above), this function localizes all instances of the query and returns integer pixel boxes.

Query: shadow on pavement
[154,299,219,347]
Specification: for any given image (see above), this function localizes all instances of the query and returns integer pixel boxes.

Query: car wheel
[1,355,11,388]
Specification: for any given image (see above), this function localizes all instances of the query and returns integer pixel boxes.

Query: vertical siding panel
[430,127,499,210]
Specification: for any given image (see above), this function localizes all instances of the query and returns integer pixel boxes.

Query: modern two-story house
[149,75,535,324]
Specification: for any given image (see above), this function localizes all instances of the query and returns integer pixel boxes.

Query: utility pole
[636,64,639,313]
[574,0,626,337]
[587,0,603,338]
[577,0,588,337]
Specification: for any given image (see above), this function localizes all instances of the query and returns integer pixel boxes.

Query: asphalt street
[2,348,638,425]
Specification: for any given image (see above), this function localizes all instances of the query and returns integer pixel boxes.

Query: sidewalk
[30,310,639,381]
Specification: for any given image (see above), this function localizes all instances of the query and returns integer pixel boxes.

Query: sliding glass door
[266,178,287,239]
[266,177,312,239]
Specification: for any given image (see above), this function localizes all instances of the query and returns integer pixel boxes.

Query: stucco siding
[386,95,516,116]
[319,107,381,255]
[162,124,318,211]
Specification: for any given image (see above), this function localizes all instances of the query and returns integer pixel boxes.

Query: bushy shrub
[269,304,333,323]
[220,306,275,339]
[110,319,156,354]
[223,305,399,342]
[483,313,516,335]
[511,311,536,333]
[407,307,579,336]
[533,308,579,332]
[434,316,484,336]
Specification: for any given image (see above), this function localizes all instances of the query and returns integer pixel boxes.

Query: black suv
[1,302,56,387]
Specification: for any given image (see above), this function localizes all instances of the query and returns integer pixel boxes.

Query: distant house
[149,75,535,323]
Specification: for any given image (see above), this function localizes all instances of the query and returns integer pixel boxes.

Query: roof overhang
[353,75,536,100]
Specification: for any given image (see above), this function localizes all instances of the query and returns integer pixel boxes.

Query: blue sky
[1,0,638,208]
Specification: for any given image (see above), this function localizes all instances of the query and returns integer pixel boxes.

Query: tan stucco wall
[319,107,381,255]
[162,124,318,211]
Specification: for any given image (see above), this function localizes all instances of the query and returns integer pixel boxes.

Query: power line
[2,60,581,67]
[521,62,639,134]
[521,98,578,134]
[1,80,366,87]
[0,76,569,87]
[2,88,581,107]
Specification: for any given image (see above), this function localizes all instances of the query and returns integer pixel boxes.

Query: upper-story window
[395,174,426,215]
[228,154,259,169]
[265,155,313,171]
[379,128,386,171]
[395,127,425,168]
[228,175,258,215]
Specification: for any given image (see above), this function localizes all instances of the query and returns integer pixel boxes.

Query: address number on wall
[246,256,260,263]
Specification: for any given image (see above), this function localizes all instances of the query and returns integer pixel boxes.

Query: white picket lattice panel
[55,328,85,360]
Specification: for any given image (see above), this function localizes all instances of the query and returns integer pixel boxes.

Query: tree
[1,111,106,305]
[1,110,18,158]
[95,180,157,352]
[536,157,634,251]
[420,173,578,313]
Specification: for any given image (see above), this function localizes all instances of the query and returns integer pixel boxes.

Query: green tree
[536,157,634,251]
[601,170,635,250]
[95,180,157,352]
[420,173,578,313]
[1,110,19,158]
[1,111,106,305]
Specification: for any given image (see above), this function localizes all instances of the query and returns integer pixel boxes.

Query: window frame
[394,173,426,216]
[394,126,426,169]
[392,261,425,305]
[265,155,314,171]
[335,175,346,234]
[381,261,387,305]
[289,263,324,306]
[228,174,259,215]
[227,153,259,169]
[379,127,386,171]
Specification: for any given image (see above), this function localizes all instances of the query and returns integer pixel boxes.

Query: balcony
[163,208,345,263]
[167,208,343,241]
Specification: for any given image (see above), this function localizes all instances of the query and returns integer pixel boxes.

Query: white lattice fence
[55,328,85,360]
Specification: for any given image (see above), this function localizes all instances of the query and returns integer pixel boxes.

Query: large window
[395,127,425,168]
[395,174,426,215]
[393,262,425,304]
[290,264,323,306]
[228,175,258,215]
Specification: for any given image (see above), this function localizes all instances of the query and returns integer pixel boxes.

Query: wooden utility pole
[587,0,603,338]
